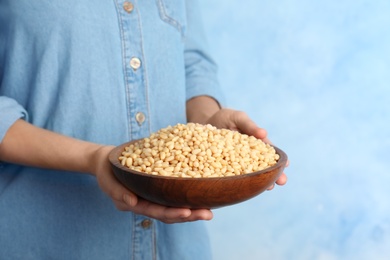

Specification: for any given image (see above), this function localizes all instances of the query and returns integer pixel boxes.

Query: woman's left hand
[205,108,288,190]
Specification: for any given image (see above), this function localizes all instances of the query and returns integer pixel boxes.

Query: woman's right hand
[90,145,214,224]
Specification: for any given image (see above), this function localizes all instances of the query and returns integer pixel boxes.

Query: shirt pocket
[156,0,187,37]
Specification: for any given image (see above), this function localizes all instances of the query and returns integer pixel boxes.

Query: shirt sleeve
[0,96,28,143]
[184,0,226,107]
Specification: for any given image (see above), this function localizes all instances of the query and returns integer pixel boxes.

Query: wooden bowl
[109,141,288,209]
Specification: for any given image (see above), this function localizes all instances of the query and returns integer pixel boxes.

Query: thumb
[232,111,268,140]
[123,192,138,207]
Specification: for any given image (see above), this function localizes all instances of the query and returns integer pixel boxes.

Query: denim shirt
[0,1,224,259]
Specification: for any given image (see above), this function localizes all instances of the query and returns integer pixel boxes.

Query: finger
[266,183,275,190]
[275,173,288,186]
[262,136,272,144]
[114,199,136,211]
[129,199,213,223]
[98,168,138,207]
[285,160,290,167]
[131,200,191,221]
[181,209,213,222]
[123,193,138,207]
[110,180,137,207]
[93,145,139,208]
[231,111,267,140]
[266,172,288,191]
[160,208,213,223]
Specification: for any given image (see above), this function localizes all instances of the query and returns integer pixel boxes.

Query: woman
[0,1,287,259]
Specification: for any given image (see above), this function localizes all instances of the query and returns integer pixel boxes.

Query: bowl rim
[109,140,288,181]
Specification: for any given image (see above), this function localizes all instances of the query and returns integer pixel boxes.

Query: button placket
[119,0,149,139]
[117,2,153,258]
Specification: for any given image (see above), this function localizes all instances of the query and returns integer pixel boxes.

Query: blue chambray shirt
[0,1,225,259]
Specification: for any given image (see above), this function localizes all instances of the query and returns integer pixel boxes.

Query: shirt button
[141,219,152,229]
[123,2,134,13]
[135,112,146,125]
[130,57,141,70]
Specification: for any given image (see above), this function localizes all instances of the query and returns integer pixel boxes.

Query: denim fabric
[0,0,224,259]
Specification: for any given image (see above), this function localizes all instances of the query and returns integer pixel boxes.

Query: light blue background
[200,1,390,259]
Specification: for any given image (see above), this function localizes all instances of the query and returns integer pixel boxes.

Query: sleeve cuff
[186,77,226,108]
[0,96,28,142]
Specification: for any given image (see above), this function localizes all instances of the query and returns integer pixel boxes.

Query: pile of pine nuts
[119,123,279,178]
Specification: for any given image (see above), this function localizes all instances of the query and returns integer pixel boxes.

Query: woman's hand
[205,108,288,189]
[90,145,213,223]
[0,119,213,223]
